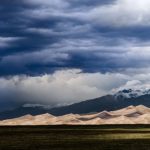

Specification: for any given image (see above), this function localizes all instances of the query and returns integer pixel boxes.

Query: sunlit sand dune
[1,105,150,125]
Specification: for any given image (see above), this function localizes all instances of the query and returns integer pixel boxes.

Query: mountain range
[1,89,150,120]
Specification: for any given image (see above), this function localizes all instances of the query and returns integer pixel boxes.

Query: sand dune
[104,116,135,124]
[1,105,150,125]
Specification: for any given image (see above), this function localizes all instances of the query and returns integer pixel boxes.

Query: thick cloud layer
[1,0,150,75]
[1,0,150,110]
[1,69,150,111]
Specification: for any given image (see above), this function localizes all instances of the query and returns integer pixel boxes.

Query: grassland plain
[0,125,150,150]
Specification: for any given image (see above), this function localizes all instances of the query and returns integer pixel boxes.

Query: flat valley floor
[1,125,150,150]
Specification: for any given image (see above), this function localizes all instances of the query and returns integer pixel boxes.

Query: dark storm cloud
[1,0,150,76]
[2,0,150,110]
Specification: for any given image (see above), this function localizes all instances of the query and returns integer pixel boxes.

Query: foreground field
[1,125,150,150]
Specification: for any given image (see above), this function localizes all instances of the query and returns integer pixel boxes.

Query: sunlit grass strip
[97,133,150,140]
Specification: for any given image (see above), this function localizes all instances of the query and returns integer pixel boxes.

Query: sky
[1,0,150,110]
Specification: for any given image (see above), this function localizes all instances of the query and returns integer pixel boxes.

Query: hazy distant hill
[1,89,150,120]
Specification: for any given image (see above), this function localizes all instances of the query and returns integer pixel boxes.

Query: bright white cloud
[1,69,150,106]
[84,0,150,27]
[0,69,128,106]
[114,80,150,93]
[25,0,150,27]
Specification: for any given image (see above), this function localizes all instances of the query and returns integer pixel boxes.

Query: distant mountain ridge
[1,89,150,120]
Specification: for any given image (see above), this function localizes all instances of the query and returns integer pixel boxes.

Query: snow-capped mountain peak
[114,89,150,99]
